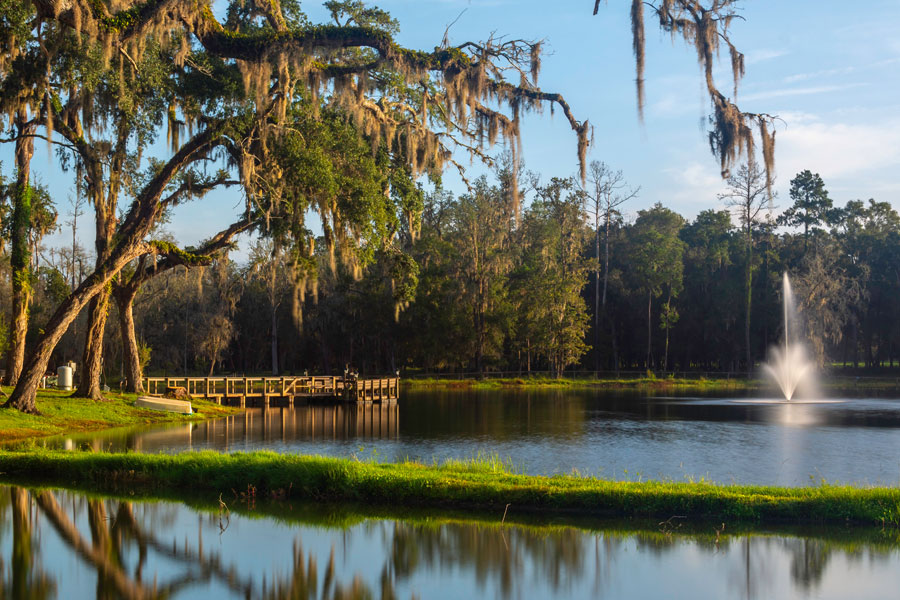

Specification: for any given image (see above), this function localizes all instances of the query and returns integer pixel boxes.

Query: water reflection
[21,390,900,485]
[43,404,400,453]
[0,485,898,599]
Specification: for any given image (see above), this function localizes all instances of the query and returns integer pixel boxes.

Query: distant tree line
[4,161,895,381]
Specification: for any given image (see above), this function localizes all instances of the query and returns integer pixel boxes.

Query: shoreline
[3,479,898,550]
[1,450,897,527]
[0,388,240,443]
[402,375,900,392]
[403,376,754,391]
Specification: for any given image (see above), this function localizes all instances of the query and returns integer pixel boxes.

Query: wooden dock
[140,375,399,406]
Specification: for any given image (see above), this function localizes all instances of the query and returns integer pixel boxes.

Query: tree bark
[75,122,125,400]
[114,283,143,394]
[4,114,36,387]
[75,289,111,399]
[4,243,146,412]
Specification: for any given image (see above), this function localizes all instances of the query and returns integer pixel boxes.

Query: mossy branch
[146,240,212,267]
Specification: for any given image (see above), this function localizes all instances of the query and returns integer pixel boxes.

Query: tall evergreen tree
[779,170,832,252]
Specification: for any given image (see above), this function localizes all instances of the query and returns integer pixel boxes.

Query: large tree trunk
[76,150,120,399]
[4,115,36,387]
[75,288,111,399]
[114,284,143,394]
[4,247,143,412]
[3,124,222,413]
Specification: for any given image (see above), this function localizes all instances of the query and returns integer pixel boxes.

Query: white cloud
[740,83,867,102]
[776,117,900,180]
[652,113,900,218]
[769,114,900,207]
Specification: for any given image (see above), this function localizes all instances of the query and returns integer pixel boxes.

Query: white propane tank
[57,365,74,390]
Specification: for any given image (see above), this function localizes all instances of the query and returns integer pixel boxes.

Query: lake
[31,388,900,486]
[1,485,898,600]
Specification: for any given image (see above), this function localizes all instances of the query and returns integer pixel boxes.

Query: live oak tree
[3,0,590,413]
[791,246,862,367]
[0,0,51,386]
[2,0,774,411]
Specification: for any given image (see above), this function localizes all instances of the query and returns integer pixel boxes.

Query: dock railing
[141,375,399,405]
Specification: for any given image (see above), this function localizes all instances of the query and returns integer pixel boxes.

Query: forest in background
[3,158,897,382]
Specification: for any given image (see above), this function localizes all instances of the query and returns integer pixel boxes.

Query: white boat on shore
[135,396,193,414]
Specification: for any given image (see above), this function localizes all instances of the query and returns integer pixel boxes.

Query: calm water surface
[33,389,900,486]
[1,485,897,600]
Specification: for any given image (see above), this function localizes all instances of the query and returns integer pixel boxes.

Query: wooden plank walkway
[140,375,399,406]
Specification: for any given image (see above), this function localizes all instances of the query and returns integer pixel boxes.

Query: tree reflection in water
[0,486,897,599]
[1,488,55,600]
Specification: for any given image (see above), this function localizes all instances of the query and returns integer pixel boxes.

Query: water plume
[763,273,815,401]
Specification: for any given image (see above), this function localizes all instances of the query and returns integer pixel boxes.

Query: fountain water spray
[763,273,814,401]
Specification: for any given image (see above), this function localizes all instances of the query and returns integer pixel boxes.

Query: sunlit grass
[1,449,897,527]
[0,387,239,442]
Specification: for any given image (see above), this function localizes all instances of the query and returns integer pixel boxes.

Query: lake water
[31,388,900,486]
[1,485,898,600]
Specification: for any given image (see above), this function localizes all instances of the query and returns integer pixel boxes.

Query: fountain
[763,273,814,401]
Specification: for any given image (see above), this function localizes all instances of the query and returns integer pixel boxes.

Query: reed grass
[0,450,897,526]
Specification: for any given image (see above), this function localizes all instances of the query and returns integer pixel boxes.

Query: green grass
[0,388,239,442]
[404,376,755,391]
[1,450,898,527]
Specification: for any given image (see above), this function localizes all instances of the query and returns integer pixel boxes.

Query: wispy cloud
[740,83,867,102]
[783,67,857,85]
[746,48,788,65]
[783,58,900,84]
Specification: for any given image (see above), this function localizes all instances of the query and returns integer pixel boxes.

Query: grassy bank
[0,388,239,443]
[1,450,898,526]
[13,481,900,552]
[404,376,756,391]
[404,375,900,393]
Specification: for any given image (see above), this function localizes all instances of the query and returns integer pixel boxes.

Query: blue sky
[20,0,900,258]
